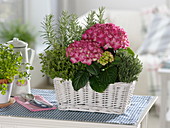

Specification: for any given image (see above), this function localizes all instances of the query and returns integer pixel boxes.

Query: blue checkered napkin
[0,89,154,125]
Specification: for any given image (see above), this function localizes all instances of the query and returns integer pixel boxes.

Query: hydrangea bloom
[82,23,130,50]
[66,40,103,65]
[97,51,114,66]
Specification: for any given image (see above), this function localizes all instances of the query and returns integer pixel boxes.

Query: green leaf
[127,47,135,56]
[9,44,14,49]
[94,61,102,68]
[29,66,34,70]
[89,76,108,93]
[86,63,100,75]
[99,66,117,84]
[72,71,89,91]
[117,48,135,56]
[110,56,121,66]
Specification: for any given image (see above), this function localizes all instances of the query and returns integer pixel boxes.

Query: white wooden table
[158,68,170,128]
[0,96,157,128]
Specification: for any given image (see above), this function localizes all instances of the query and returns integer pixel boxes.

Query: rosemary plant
[40,8,106,81]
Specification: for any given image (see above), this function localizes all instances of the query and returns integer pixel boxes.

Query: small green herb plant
[40,7,142,93]
[0,44,33,95]
[0,20,36,48]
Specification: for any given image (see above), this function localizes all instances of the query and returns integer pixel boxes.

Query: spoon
[21,93,53,108]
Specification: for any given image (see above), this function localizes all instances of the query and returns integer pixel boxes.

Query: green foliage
[0,44,33,95]
[126,47,135,56]
[0,84,7,95]
[0,20,36,48]
[85,7,106,29]
[40,7,143,93]
[0,44,21,80]
[41,12,83,49]
[72,71,89,91]
[116,50,143,83]
[86,63,100,75]
[40,7,107,82]
[99,66,117,85]
[39,45,85,80]
[89,76,108,93]
[40,12,86,80]
[57,11,84,46]
[89,66,117,93]
[71,49,142,93]
[118,47,135,56]
[41,14,58,50]
[96,7,106,24]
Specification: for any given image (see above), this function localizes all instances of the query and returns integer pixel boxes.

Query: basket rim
[54,77,136,85]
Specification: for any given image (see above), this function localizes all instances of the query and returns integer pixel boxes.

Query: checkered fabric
[0,89,153,125]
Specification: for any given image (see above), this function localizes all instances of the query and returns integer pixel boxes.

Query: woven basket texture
[54,78,135,114]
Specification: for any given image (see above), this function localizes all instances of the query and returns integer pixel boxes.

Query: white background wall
[24,0,52,52]
[63,0,167,16]
[24,0,168,48]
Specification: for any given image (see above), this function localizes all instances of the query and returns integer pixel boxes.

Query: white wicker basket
[54,78,136,114]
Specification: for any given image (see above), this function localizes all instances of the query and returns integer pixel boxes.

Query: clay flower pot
[0,79,9,84]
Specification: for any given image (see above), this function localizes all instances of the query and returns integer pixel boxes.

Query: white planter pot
[0,83,13,104]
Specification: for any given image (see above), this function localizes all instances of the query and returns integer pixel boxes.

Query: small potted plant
[0,43,32,104]
[40,7,143,114]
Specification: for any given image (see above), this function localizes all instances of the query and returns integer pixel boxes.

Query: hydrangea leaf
[118,48,135,56]
[110,56,121,66]
[89,75,108,93]
[86,63,100,75]
[99,66,117,84]
[127,47,135,56]
[72,71,89,91]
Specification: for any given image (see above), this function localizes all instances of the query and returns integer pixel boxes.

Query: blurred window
[0,0,23,22]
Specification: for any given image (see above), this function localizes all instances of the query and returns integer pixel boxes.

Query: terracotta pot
[0,79,9,84]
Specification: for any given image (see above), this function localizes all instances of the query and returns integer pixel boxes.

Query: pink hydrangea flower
[66,40,103,65]
[82,23,130,50]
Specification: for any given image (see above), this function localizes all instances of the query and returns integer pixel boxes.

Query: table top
[0,89,157,127]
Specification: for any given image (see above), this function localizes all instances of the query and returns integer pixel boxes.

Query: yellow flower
[97,51,114,65]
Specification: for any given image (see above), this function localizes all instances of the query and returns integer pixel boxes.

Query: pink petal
[70,58,78,63]
[82,59,92,65]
